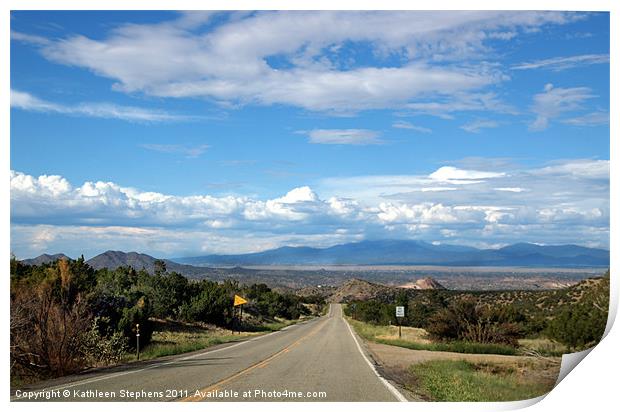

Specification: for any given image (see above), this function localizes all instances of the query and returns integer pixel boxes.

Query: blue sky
[10,11,610,259]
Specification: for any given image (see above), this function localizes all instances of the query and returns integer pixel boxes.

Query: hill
[401,277,447,290]
[85,250,218,277]
[328,277,446,303]
[21,253,72,266]
[173,240,609,267]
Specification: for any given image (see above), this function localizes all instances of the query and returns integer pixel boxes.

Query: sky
[9,10,610,259]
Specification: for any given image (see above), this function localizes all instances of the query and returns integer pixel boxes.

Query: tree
[154,260,167,276]
[10,259,92,378]
[546,273,609,351]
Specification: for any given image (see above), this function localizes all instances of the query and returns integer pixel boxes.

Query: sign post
[136,323,140,360]
[395,306,405,339]
[233,295,248,334]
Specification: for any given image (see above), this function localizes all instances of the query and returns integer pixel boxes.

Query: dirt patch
[366,340,561,400]
[368,340,529,366]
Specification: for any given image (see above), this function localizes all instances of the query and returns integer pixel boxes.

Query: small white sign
[395,306,405,317]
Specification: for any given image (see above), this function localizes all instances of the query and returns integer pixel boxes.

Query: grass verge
[123,325,262,362]
[122,316,307,363]
[407,359,556,401]
[346,317,517,355]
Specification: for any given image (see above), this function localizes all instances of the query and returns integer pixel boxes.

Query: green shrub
[427,298,523,346]
[118,297,153,348]
[81,317,128,365]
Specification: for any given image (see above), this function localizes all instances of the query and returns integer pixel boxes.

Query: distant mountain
[21,253,72,266]
[85,251,217,277]
[173,240,609,267]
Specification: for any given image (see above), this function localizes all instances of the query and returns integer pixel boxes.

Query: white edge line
[11,328,275,397]
[343,309,408,402]
[12,312,327,400]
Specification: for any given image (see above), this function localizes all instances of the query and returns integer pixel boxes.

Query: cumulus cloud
[11,89,191,123]
[512,53,609,71]
[10,158,609,257]
[529,83,596,130]
[12,11,582,113]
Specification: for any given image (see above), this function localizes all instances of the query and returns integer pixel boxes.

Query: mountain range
[173,240,609,267]
[20,240,609,273]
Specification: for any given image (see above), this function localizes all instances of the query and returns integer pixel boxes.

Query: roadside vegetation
[10,257,326,385]
[347,318,517,355]
[121,320,257,362]
[407,359,558,401]
[344,271,609,356]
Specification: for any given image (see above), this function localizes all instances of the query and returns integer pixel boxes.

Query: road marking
[10,327,281,398]
[180,316,329,402]
[343,313,408,402]
[11,314,327,401]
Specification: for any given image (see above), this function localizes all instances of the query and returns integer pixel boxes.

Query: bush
[346,300,395,325]
[427,298,523,346]
[81,317,128,365]
[10,260,92,378]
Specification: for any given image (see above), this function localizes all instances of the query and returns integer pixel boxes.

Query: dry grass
[518,338,567,356]
[348,317,517,355]
[375,324,433,345]
[407,358,560,401]
[121,318,293,362]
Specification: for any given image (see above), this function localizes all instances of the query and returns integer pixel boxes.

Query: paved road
[13,304,406,402]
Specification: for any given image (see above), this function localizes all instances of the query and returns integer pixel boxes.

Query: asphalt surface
[12,304,406,402]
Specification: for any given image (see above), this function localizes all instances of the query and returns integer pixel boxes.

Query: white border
[2,1,617,412]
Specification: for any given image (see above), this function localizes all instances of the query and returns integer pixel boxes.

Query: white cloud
[404,92,516,119]
[494,187,527,193]
[304,129,382,145]
[512,53,609,71]
[429,166,505,184]
[533,159,609,179]
[140,144,211,158]
[11,31,51,46]
[13,11,581,113]
[10,158,609,257]
[561,111,609,127]
[377,202,482,225]
[392,121,432,133]
[460,119,499,133]
[529,83,595,130]
[11,89,191,123]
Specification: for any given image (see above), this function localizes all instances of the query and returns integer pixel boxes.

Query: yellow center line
[179,316,329,402]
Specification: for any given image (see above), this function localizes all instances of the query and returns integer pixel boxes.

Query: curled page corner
[552,271,616,386]
[555,347,594,386]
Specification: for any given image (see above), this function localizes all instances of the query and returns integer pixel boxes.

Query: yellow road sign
[233,295,248,306]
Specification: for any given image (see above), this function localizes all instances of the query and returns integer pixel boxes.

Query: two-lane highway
[12,304,406,402]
